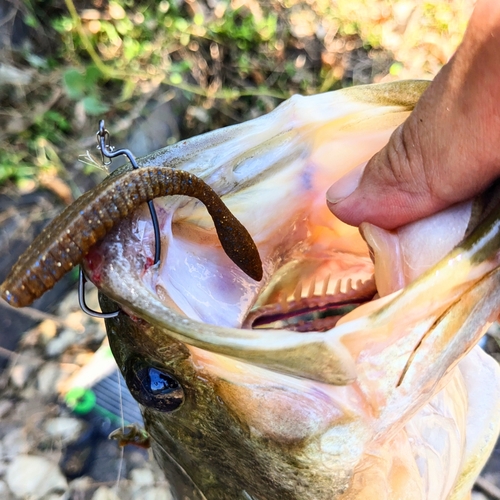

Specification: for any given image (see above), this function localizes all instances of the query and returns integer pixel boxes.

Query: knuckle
[384,120,430,197]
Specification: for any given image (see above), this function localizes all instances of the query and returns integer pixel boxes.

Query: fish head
[86,81,500,500]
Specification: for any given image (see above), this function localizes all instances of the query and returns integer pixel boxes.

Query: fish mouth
[85,80,500,386]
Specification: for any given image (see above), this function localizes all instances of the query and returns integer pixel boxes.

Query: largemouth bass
[4,81,500,499]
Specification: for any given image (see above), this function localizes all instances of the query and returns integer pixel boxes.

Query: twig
[0,297,80,330]
[476,476,500,500]
[0,85,63,142]
[0,6,18,29]
[64,0,114,79]
[0,345,17,359]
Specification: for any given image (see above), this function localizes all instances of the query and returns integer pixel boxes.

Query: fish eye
[126,361,184,412]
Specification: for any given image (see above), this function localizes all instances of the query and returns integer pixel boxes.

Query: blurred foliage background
[1,0,474,199]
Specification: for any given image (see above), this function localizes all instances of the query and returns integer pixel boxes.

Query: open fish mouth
[85,80,500,387]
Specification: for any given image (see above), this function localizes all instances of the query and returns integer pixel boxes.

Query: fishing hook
[79,120,162,319]
[78,268,119,318]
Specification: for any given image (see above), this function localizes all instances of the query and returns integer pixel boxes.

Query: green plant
[63,66,109,115]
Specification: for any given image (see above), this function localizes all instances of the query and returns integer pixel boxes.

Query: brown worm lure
[1,167,263,308]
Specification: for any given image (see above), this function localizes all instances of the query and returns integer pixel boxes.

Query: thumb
[326,116,444,230]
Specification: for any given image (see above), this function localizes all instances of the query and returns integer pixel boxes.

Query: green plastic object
[65,387,97,415]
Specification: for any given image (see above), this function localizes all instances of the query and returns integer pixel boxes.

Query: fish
[4,80,500,499]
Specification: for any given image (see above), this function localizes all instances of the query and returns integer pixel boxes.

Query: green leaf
[121,79,136,101]
[63,69,86,99]
[24,14,40,29]
[169,73,182,85]
[84,65,103,87]
[82,96,110,116]
[389,62,403,77]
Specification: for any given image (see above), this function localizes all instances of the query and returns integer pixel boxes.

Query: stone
[37,362,62,396]
[0,479,9,498]
[43,417,84,444]
[133,486,174,500]
[5,455,67,498]
[46,329,79,357]
[130,467,155,488]
[38,319,58,343]
[57,290,81,317]
[0,399,14,418]
[2,428,30,461]
[471,492,489,500]
[69,476,93,489]
[68,476,93,497]
[9,362,36,388]
[91,486,121,500]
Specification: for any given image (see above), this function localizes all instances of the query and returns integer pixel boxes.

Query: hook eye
[96,120,113,165]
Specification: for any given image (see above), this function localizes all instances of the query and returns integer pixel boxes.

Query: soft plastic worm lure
[1,122,263,309]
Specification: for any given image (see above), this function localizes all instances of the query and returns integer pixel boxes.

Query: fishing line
[113,368,126,489]
[116,367,126,432]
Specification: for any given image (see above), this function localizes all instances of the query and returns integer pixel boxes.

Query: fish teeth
[279,292,289,312]
[307,276,316,299]
[334,278,341,295]
[293,282,303,303]
[321,274,331,297]
[346,278,352,293]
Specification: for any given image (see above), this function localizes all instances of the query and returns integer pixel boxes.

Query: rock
[91,486,121,500]
[133,486,174,500]
[129,466,166,499]
[9,364,29,388]
[9,362,37,388]
[6,455,67,498]
[38,319,58,341]
[46,329,79,357]
[2,428,30,460]
[0,479,9,498]
[69,476,93,489]
[20,385,37,400]
[471,492,489,500]
[0,63,33,85]
[43,417,84,444]
[130,467,155,488]
[0,481,9,498]
[37,362,62,396]
[57,290,81,317]
[0,399,14,418]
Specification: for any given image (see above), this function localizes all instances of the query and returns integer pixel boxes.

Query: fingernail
[326,162,366,204]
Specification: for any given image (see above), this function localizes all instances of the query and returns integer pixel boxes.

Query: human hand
[327,0,500,230]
